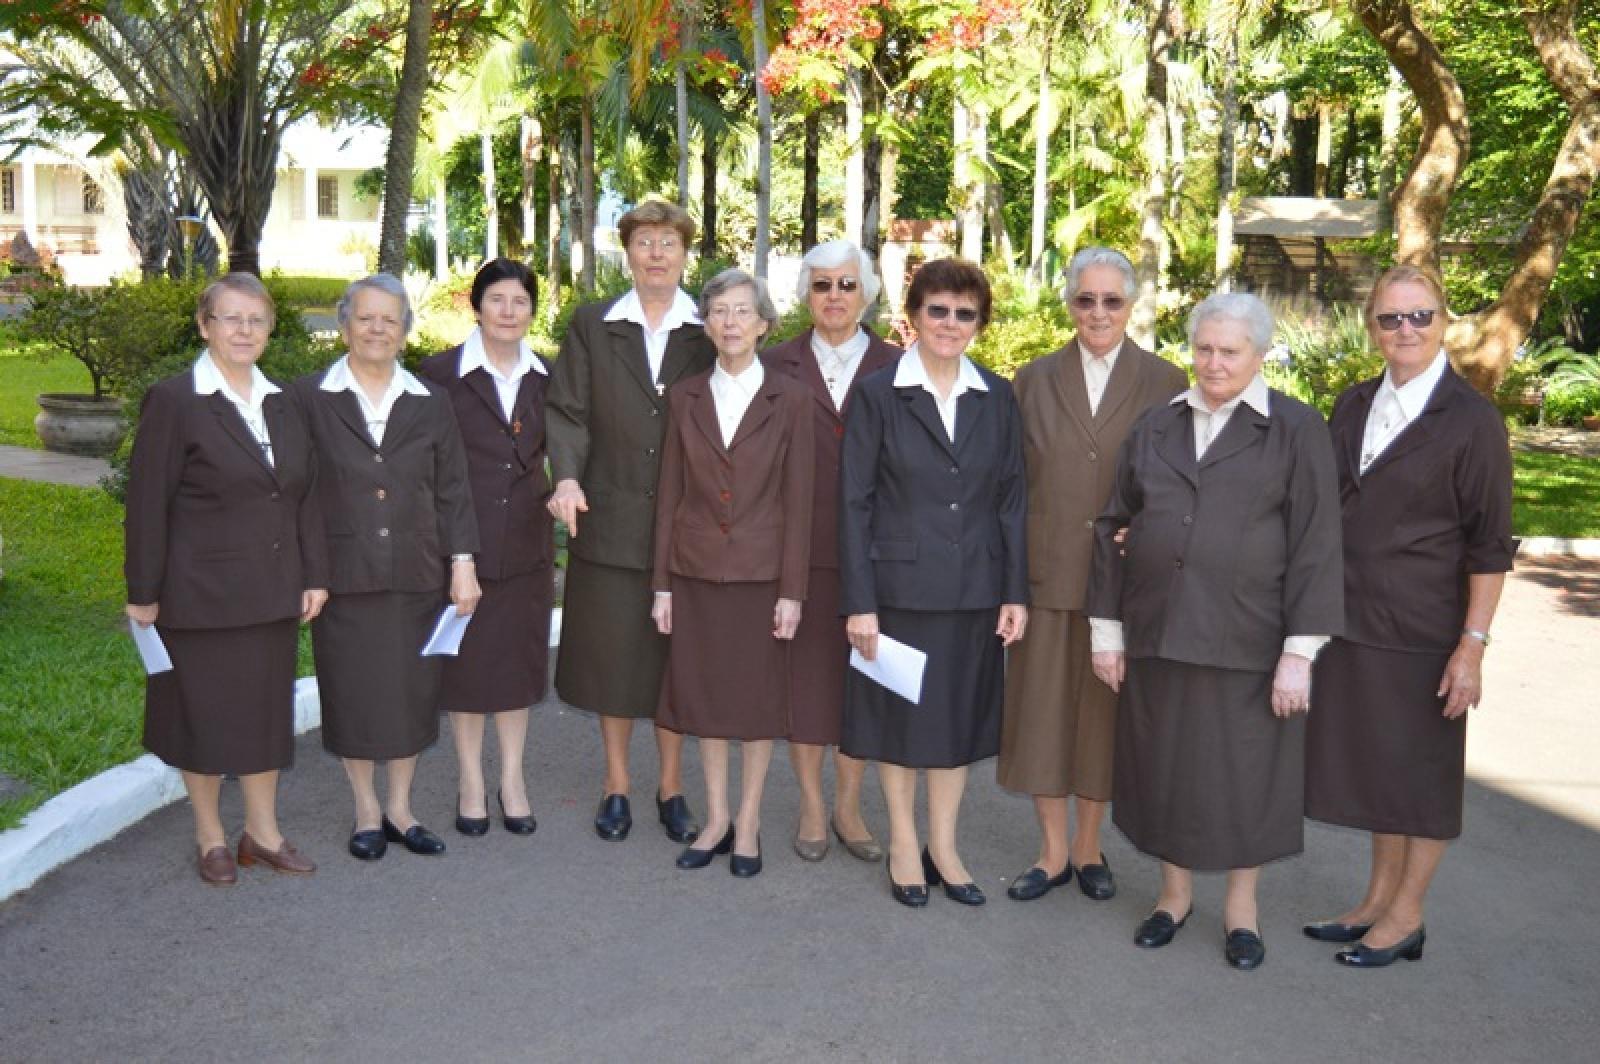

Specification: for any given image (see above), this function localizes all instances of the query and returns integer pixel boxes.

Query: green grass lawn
[0,344,93,449]
[1513,450,1600,538]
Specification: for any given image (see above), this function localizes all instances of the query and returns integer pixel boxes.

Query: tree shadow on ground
[1514,556,1600,617]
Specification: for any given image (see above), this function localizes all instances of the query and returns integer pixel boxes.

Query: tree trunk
[1214,26,1239,291]
[1132,0,1172,348]
[482,129,499,262]
[579,96,596,293]
[752,0,772,278]
[845,68,865,245]
[1029,33,1053,287]
[434,174,449,279]
[801,110,820,251]
[1376,63,1405,232]
[1330,106,1358,198]
[378,0,434,276]
[1314,102,1334,196]
[521,116,541,260]
[675,15,696,209]
[954,98,983,260]
[701,130,719,258]
[545,137,562,327]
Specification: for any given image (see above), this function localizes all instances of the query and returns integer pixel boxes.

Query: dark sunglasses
[923,303,980,324]
[810,277,860,294]
[1070,294,1127,312]
[1374,308,1438,331]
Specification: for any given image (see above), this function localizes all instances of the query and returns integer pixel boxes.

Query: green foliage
[12,277,205,399]
[1513,450,1600,538]
[1276,306,1384,415]
[264,274,351,308]
[1542,382,1600,427]
[967,274,1075,379]
[0,333,89,448]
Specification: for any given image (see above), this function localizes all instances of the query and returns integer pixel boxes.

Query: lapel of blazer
[1200,397,1271,470]
[324,386,379,453]
[1337,380,1377,488]
[1153,405,1200,489]
[730,377,781,451]
[1051,340,1098,446]
[953,386,991,458]
[659,324,708,392]
[605,317,659,399]
[1362,367,1457,478]
[684,376,730,462]
[258,393,290,485]
[210,393,277,481]
[382,392,426,453]
[461,362,508,427]
[1094,340,1147,429]
[842,332,900,419]
[897,385,960,462]
[774,331,836,420]
[510,370,543,464]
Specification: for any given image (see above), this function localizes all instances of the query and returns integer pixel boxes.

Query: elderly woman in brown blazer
[298,274,481,861]
[761,239,900,863]
[125,273,327,884]
[651,269,814,877]
[999,247,1186,904]
[547,200,716,845]
[1087,291,1343,970]
[418,258,551,838]
[1304,265,1514,968]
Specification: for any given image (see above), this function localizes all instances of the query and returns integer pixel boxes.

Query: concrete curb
[1517,537,1600,558]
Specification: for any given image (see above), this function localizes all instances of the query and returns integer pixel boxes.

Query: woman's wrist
[451,553,475,566]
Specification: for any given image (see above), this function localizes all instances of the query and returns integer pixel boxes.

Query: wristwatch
[1462,628,1491,646]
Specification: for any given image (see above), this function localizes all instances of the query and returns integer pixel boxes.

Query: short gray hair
[197,273,276,328]
[796,239,882,311]
[336,273,414,335]
[698,268,779,332]
[1188,291,1274,355]
[1065,247,1136,300]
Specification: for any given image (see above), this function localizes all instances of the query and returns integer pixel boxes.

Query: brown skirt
[656,576,789,740]
[439,567,554,714]
[1306,640,1463,840]
[1113,657,1304,871]
[997,609,1115,800]
[144,618,298,775]
[312,589,443,760]
[786,566,848,746]
[554,557,666,719]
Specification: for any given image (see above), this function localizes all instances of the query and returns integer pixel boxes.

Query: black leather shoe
[1075,855,1116,901]
[888,866,929,908]
[1224,928,1266,970]
[348,827,387,860]
[1006,865,1072,901]
[675,827,733,869]
[594,794,632,840]
[382,818,446,855]
[498,791,536,836]
[1336,927,1425,968]
[729,833,762,878]
[1303,918,1374,943]
[455,795,489,837]
[657,793,700,844]
[923,847,985,905]
[1134,909,1189,949]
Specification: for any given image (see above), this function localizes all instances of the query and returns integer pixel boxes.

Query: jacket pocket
[869,539,917,562]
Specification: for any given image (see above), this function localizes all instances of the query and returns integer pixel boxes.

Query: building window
[317,175,339,219]
[82,173,105,214]
[1,169,15,214]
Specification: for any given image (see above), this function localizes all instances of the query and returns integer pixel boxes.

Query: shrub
[968,275,1075,379]
[263,273,351,307]
[1543,381,1600,426]
[1276,306,1384,415]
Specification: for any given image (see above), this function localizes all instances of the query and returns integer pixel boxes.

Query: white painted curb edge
[1517,537,1600,558]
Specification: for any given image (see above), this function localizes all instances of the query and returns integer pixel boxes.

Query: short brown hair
[905,257,992,328]
[197,273,276,328]
[1365,264,1448,326]
[618,199,696,247]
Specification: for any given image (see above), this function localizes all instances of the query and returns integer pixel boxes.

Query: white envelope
[849,633,927,705]
[128,619,173,675]
[421,605,474,656]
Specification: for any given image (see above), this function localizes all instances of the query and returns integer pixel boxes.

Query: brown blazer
[293,370,479,596]
[546,296,717,571]
[760,327,901,571]
[1014,338,1187,610]
[1086,389,1345,672]
[124,371,328,630]
[1329,366,1515,653]
[651,367,815,600]
[417,346,553,581]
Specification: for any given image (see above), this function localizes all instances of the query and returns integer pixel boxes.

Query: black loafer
[1134,909,1189,949]
[675,827,733,869]
[657,793,700,844]
[1006,865,1072,901]
[1335,927,1425,968]
[923,847,985,905]
[729,834,762,878]
[1224,928,1266,970]
[348,827,387,860]
[1075,855,1116,901]
[1303,919,1373,943]
[498,791,536,836]
[382,817,446,855]
[594,794,632,841]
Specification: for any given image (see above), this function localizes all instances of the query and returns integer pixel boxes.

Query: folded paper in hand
[849,634,926,705]
[128,619,173,675]
[422,606,474,656]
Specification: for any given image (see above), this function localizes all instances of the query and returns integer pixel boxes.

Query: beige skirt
[997,608,1116,800]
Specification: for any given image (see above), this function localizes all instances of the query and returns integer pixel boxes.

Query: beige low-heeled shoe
[830,819,884,862]
[792,833,830,862]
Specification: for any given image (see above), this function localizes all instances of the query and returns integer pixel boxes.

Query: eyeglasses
[708,303,758,321]
[810,277,860,294]
[209,314,271,332]
[1070,294,1128,312]
[1374,309,1438,331]
[631,237,680,252]
[353,313,403,332]
[923,303,980,324]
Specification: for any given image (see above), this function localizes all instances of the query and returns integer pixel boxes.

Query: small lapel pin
[512,419,523,436]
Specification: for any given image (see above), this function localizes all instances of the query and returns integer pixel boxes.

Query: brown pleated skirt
[656,576,789,740]
[439,567,554,714]
[1306,639,1463,840]
[554,557,667,719]
[997,608,1116,800]
[1113,657,1304,871]
[312,589,443,760]
[840,606,1003,770]
[143,618,298,775]
[786,566,848,746]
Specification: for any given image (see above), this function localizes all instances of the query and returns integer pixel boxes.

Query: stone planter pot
[34,393,127,458]
[1582,414,1600,431]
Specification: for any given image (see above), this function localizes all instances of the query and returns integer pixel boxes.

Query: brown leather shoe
[197,845,237,886]
[237,832,317,876]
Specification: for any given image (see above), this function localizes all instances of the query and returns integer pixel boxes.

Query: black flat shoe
[348,827,387,860]
[382,817,446,855]
[1006,865,1072,901]
[1134,909,1189,949]
[498,790,536,836]
[1224,928,1266,970]
[1336,927,1426,968]
[922,847,985,905]
[455,794,489,837]
[594,794,632,841]
[888,866,929,908]
[657,793,700,844]
[1075,855,1116,901]
[675,827,733,870]
[729,834,762,878]
[1303,918,1374,943]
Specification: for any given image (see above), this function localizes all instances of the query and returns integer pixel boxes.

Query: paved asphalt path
[3,567,1599,1063]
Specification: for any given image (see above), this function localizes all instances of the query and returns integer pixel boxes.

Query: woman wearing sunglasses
[760,240,901,864]
[1303,264,1513,968]
[839,257,1028,907]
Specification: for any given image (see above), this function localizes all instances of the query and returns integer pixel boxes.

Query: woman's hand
[1270,652,1313,718]
[996,603,1028,646]
[547,479,588,537]
[652,592,672,636]
[125,603,159,627]
[1438,638,1485,719]
[846,613,880,662]
[300,589,329,623]
[1091,651,1125,693]
[773,598,802,640]
[450,559,482,617]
